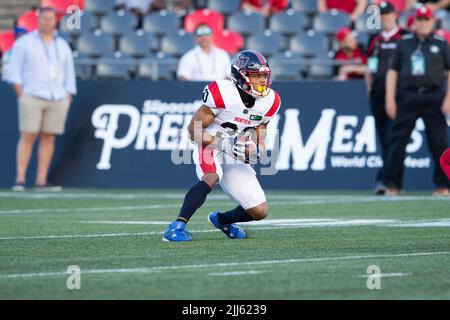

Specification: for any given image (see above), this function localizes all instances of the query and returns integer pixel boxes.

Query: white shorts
[193,144,266,210]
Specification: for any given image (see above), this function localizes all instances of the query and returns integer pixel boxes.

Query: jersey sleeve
[389,39,403,71]
[202,81,226,115]
[262,90,281,124]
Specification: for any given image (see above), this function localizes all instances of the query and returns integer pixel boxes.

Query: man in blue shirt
[8,6,77,191]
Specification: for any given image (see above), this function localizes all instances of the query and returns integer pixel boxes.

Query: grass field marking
[2,217,450,241]
[0,204,180,215]
[1,192,450,203]
[208,271,265,276]
[357,272,412,278]
[0,252,447,280]
[84,221,171,225]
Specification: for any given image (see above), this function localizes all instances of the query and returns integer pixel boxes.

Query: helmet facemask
[240,67,272,99]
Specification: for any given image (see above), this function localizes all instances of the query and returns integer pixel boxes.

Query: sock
[218,206,254,225]
[177,180,212,223]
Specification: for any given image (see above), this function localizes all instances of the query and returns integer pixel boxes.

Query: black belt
[402,86,442,94]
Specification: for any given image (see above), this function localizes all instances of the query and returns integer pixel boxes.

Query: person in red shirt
[441,148,450,181]
[334,27,368,80]
[318,0,368,21]
[241,0,288,16]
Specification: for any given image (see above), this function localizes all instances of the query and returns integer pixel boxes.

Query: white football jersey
[201,79,281,138]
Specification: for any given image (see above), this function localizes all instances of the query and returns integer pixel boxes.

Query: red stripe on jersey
[198,145,217,174]
[264,91,281,117]
[208,82,225,109]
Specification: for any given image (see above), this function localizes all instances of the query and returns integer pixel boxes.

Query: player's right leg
[163,145,223,242]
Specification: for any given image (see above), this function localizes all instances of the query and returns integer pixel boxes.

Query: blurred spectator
[1,26,28,83]
[440,148,450,180]
[406,0,450,19]
[115,0,166,15]
[366,1,409,195]
[177,24,230,81]
[8,7,76,192]
[406,0,450,11]
[334,27,367,80]
[383,5,450,196]
[318,0,368,21]
[166,0,193,16]
[241,0,289,16]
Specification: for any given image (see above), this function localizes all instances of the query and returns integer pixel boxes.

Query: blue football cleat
[162,221,192,242]
[207,211,247,239]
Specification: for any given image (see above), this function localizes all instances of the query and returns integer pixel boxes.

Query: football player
[163,50,281,242]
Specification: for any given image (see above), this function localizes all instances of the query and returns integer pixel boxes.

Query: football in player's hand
[236,135,258,157]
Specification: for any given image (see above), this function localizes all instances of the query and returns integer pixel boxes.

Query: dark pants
[382,88,450,189]
[370,95,393,183]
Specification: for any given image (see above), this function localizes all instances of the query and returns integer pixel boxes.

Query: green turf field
[0,189,449,300]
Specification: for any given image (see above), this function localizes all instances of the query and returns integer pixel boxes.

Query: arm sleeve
[176,52,192,80]
[63,41,77,95]
[7,39,26,86]
[202,82,224,116]
[389,39,402,71]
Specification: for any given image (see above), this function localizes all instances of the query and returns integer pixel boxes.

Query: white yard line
[2,218,450,241]
[208,271,265,276]
[357,272,412,278]
[0,204,180,215]
[0,252,447,279]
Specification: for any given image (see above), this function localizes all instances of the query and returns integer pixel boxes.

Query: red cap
[336,27,352,42]
[415,5,433,19]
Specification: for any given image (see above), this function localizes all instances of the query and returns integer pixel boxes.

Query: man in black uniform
[384,5,450,196]
[366,1,409,194]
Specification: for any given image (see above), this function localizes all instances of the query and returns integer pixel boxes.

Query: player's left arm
[254,123,268,155]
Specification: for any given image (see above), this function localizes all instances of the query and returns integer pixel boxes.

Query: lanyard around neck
[39,33,60,62]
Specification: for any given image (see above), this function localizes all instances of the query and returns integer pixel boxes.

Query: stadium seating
[184,9,224,35]
[119,31,156,57]
[59,10,97,36]
[227,11,264,36]
[212,29,244,54]
[269,10,307,35]
[246,30,284,57]
[313,10,351,35]
[290,31,328,58]
[143,11,179,36]
[137,54,178,80]
[308,58,335,79]
[84,0,115,15]
[17,10,39,31]
[99,10,137,36]
[269,52,304,80]
[291,0,318,15]
[440,16,450,31]
[160,31,196,56]
[73,52,94,80]
[96,52,135,80]
[77,31,114,57]
[0,30,14,53]
[0,0,388,81]
[355,13,379,35]
[208,0,241,15]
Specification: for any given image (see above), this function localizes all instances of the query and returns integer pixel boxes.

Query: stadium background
[0,0,449,190]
